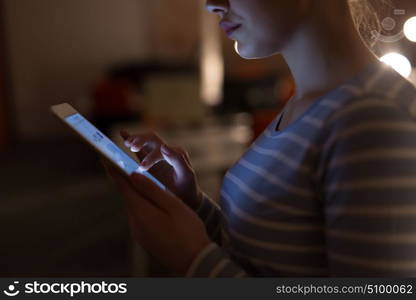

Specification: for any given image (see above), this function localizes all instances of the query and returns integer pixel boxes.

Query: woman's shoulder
[322,64,416,133]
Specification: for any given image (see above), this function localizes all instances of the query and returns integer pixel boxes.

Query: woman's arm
[195,193,224,246]
[185,243,248,277]
[104,161,251,277]
[319,97,416,276]
[187,194,250,277]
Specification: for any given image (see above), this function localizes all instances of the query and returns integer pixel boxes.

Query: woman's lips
[219,21,241,37]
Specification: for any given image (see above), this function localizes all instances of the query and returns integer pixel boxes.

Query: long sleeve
[194,193,224,245]
[189,194,250,277]
[319,97,416,276]
[185,243,249,277]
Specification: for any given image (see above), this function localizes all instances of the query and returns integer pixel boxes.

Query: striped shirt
[186,62,416,277]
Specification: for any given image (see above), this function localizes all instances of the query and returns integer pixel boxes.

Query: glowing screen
[65,113,165,190]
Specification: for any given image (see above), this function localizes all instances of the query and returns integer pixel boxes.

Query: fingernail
[161,144,171,155]
[130,146,139,153]
[124,141,131,147]
[138,165,146,172]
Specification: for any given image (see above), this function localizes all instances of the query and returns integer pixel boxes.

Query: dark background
[0,0,415,277]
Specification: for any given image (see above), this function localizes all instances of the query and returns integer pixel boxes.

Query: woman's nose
[205,0,229,17]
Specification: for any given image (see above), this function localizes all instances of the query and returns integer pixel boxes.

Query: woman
[105,0,416,277]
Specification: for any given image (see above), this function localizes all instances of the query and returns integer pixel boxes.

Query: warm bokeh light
[404,16,416,42]
[380,52,412,78]
[200,11,224,106]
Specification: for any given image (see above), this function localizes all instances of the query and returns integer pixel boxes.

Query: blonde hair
[348,0,393,50]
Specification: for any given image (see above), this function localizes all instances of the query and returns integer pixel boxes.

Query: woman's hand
[121,130,202,210]
[104,161,211,275]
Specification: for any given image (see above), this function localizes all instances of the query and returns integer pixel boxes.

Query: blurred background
[0,0,415,277]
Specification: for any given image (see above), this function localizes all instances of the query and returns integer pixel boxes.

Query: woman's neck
[281,8,380,102]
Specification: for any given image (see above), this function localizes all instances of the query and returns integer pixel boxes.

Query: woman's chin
[234,41,276,60]
[234,42,255,59]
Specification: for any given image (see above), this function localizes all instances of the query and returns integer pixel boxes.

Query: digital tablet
[51,103,166,190]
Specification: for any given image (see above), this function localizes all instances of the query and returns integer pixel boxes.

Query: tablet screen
[65,113,165,190]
